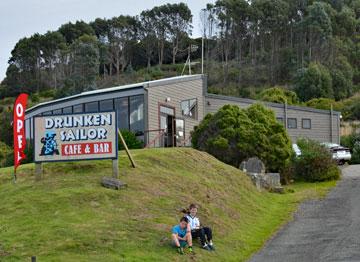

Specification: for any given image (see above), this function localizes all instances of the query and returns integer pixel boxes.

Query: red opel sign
[13,93,28,172]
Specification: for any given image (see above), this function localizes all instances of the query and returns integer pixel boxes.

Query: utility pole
[201,35,204,74]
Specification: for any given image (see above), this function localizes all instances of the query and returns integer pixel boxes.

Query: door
[159,105,176,147]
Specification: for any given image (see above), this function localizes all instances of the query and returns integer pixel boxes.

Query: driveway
[249,165,360,262]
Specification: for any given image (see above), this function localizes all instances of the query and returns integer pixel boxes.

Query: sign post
[33,111,118,179]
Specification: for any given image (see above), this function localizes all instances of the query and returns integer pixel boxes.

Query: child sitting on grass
[186,203,215,251]
[171,216,193,254]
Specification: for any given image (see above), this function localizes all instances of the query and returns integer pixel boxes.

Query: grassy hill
[0,148,336,261]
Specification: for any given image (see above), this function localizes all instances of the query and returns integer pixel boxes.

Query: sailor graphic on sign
[39,131,60,156]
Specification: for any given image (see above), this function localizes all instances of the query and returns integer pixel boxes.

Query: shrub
[118,130,144,150]
[191,104,292,172]
[292,139,340,182]
[341,133,360,164]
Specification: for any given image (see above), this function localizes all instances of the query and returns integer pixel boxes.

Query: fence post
[35,163,42,181]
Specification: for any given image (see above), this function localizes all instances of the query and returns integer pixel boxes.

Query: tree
[331,56,354,100]
[258,87,299,105]
[139,10,157,69]
[191,104,292,172]
[58,21,95,44]
[167,3,192,65]
[294,62,333,101]
[63,35,99,96]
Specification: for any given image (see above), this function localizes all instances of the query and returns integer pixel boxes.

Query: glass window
[276,117,284,124]
[42,111,52,116]
[85,101,99,113]
[53,109,62,115]
[302,119,311,129]
[287,118,297,129]
[130,95,144,134]
[25,119,30,139]
[62,106,72,114]
[114,97,129,130]
[73,104,83,113]
[175,119,185,145]
[181,98,197,119]
[100,99,114,112]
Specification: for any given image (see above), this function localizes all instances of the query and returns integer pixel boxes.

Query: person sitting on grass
[186,203,215,251]
[171,216,193,255]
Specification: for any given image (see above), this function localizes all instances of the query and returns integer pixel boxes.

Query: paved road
[249,165,360,262]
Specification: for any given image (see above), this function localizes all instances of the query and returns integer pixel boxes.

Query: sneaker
[188,246,194,254]
[202,244,211,251]
[177,247,184,255]
[209,244,215,251]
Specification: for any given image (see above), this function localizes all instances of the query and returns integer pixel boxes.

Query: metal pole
[330,104,334,143]
[201,36,204,74]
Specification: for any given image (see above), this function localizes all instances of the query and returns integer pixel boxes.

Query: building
[25,74,341,147]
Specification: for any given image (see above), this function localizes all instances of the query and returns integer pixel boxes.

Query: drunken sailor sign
[34,112,117,162]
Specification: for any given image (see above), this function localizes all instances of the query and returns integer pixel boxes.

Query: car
[321,143,352,165]
[292,144,301,157]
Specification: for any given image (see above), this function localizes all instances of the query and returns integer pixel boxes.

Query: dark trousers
[191,227,212,246]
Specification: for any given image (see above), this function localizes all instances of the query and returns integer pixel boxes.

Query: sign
[13,93,28,172]
[34,112,117,162]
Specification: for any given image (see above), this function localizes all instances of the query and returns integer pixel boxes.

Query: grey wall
[205,94,340,144]
[145,75,205,147]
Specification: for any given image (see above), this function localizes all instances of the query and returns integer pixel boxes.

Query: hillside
[0,148,335,261]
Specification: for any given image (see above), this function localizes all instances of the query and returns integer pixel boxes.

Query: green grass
[0,148,337,261]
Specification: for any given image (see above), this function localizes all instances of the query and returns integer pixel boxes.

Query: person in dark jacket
[186,204,214,251]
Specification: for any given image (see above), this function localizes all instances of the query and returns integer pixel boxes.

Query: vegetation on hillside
[191,104,292,172]
[0,148,336,261]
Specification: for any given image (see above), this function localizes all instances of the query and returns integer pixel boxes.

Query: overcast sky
[0,0,213,81]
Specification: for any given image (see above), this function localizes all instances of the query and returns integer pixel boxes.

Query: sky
[0,0,213,81]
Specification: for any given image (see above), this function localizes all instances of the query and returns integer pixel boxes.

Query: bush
[341,133,360,164]
[292,139,340,182]
[191,103,292,172]
[118,130,144,150]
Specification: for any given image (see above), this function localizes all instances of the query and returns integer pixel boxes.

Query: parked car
[292,144,301,157]
[321,143,352,165]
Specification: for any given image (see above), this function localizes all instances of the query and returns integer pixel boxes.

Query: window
[53,109,62,115]
[130,95,144,135]
[276,117,284,124]
[287,118,297,129]
[175,119,185,145]
[302,118,311,129]
[62,106,72,114]
[73,104,83,113]
[85,101,99,113]
[114,97,129,130]
[181,98,197,119]
[42,111,52,116]
[100,99,114,112]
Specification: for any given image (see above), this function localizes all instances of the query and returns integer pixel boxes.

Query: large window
[85,101,99,113]
[302,118,311,129]
[130,95,144,134]
[114,97,129,130]
[287,118,297,129]
[73,104,83,113]
[181,98,197,119]
[53,109,62,115]
[63,106,72,114]
[100,99,114,112]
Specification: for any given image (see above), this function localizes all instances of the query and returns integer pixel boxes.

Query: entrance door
[159,105,176,147]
